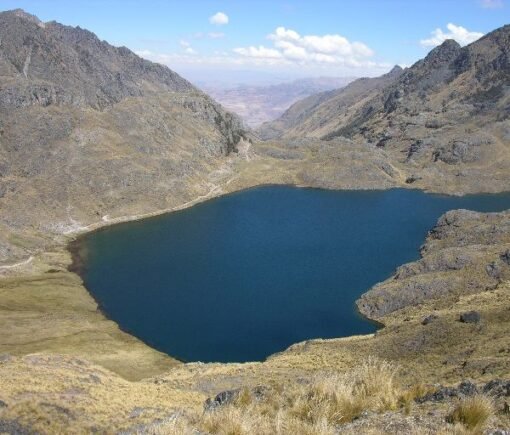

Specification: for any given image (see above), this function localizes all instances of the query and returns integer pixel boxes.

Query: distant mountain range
[202,76,356,127]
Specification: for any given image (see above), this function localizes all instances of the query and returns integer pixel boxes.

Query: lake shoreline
[68,185,510,364]
[3,165,510,379]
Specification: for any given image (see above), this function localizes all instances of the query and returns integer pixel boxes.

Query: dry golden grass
[286,357,401,425]
[4,353,505,434]
[448,395,495,434]
[399,382,436,415]
[144,357,488,434]
[147,358,407,435]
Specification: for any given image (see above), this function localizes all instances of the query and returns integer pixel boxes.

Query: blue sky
[1,0,509,83]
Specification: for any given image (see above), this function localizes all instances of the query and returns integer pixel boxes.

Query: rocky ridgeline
[357,209,510,319]
[259,25,510,193]
[0,9,193,109]
[0,9,244,145]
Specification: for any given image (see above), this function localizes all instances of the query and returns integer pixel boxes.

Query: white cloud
[135,48,392,77]
[208,32,225,39]
[134,27,393,76]
[179,40,197,55]
[233,46,283,59]
[233,26,375,67]
[480,0,504,8]
[209,12,229,25]
[420,23,484,47]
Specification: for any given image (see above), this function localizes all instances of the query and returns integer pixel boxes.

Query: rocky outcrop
[357,210,510,319]
[416,379,510,403]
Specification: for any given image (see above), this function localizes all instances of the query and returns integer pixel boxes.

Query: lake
[72,186,510,363]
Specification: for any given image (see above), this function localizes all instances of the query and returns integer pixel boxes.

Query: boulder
[204,386,270,411]
[421,314,438,325]
[458,380,478,396]
[501,249,510,265]
[459,311,481,324]
[204,389,240,411]
[483,379,510,397]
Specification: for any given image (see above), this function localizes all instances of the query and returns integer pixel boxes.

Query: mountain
[0,9,247,263]
[202,76,356,127]
[259,27,510,192]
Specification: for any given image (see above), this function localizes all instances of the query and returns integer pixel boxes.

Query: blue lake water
[72,186,510,363]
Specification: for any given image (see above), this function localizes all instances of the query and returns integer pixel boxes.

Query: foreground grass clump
[448,395,495,434]
[149,358,406,434]
[288,357,401,426]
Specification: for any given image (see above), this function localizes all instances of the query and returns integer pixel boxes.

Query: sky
[1,0,509,84]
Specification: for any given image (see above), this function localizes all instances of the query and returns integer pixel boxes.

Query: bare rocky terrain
[358,209,510,319]
[0,9,509,434]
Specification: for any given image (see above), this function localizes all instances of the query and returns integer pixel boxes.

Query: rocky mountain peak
[4,8,45,27]
[0,7,246,168]
[386,65,404,78]
[422,39,462,67]
[0,10,197,109]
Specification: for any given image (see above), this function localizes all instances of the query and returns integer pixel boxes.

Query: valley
[202,76,355,127]
[0,8,509,434]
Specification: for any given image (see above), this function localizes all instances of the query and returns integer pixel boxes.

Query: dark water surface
[74,187,510,363]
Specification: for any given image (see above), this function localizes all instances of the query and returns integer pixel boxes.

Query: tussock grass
[143,360,500,435]
[448,394,494,433]
[399,382,436,415]
[288,357,400,425]
[148,358,408,434]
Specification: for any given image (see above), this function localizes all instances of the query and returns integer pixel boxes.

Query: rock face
[357,209,510,319]
[416,379,510,403]
[258,26,510,193]
[0,9,246,263]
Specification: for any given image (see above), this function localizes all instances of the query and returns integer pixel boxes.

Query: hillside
[258,67,403,140]
[0,9,247,265]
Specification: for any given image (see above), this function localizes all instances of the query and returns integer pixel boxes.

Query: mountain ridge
[261,25,509,145]
[0,8,247,264]
[257,25,510,194]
